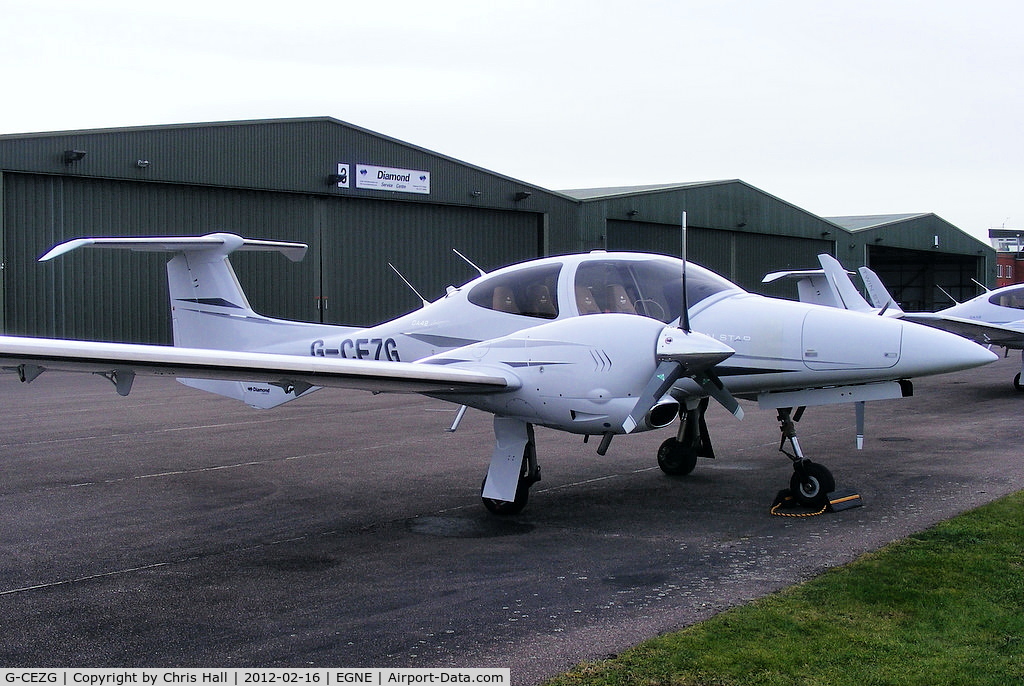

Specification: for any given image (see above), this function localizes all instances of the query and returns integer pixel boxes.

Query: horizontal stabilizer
[39,233,307,262]
[38,232,335,352]
[764,255,873,312]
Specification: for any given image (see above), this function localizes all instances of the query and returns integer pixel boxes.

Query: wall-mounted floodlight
[470,190,482,198]
[627,209,639,217]
[136,159,150,169]
[326,174,346,185]
[63,150,86,164]
[513,191,532,201]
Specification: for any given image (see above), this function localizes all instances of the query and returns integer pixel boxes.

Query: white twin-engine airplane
[0,233,997,515]
[765,254,1024,391]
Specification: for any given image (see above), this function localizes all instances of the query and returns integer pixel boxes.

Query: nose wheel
[777,407,835,507]
[790,460,835,506]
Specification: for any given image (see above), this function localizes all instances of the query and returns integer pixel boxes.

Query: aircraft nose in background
[897,320,998,377]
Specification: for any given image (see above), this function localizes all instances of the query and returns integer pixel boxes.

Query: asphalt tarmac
[1,353,1022,683]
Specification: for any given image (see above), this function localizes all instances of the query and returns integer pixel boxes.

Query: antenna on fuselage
[680,211,691,332]
[453,248,487,277]
[936,284,961,306]
[388,262,429,308]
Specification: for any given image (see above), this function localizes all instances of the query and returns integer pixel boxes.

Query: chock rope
[770,489,862,517]
[770,500,828,517]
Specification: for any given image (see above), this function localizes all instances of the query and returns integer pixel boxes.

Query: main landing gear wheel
[790,461,835,507]
[658,398,714,477]
[481,476,532,516]
[1014,372,1023,392]
[480,426,541,516]
[657,437,699,476]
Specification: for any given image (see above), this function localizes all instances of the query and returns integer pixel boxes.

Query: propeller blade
[697,370,744,419]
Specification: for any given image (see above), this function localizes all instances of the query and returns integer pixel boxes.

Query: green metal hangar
[828,213,995,311]
[0,117,574,343]
[565,186,994,303]
[0,117,994,343]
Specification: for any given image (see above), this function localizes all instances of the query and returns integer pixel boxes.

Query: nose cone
[897,320,997,377]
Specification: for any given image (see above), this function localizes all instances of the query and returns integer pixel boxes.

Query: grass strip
[545,491,1024,686]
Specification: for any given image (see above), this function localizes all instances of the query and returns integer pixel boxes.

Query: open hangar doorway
[867,245,986,312]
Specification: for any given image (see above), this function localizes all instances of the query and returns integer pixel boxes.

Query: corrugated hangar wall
[830,214,993,311]
[2,173,551,341]
[569,181,838,297]
[0,118,996,342]
[0,118,572,342]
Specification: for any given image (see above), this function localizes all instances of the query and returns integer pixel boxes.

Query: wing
[902,314,1024,348]
[0,335,518,395]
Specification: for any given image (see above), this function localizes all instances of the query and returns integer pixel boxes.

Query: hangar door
[3,173,544,341]
[868,246,985,312]
[2,174,323,343]
[319,198,543,326]
[606,219,833,295]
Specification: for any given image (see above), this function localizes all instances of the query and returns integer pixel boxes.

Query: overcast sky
[1,0,1019,243]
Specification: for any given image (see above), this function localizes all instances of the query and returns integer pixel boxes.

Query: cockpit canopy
[468,263,562,319]
[467,255,737,323]
[989,286,1024,310]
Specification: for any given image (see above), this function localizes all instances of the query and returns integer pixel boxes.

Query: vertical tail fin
[816,254,874,312]
[858,266,906,316]
[762,255,873,311]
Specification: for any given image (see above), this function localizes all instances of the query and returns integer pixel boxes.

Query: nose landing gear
[776,407,835,508]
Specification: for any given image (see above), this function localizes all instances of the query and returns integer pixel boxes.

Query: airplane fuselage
[941,283,1024,332]
[279,252,991,434]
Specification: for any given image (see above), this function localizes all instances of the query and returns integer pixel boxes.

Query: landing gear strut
[657,398,714,476]
[776,407,834,507]
[1015,351,1024,392]
[481,423,541,516]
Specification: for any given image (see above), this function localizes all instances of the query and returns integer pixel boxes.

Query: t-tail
[40,232,351,407]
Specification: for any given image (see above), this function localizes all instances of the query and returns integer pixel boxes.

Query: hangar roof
[0,116,576,208]
[828,213,931,231]
[559,181,734,200]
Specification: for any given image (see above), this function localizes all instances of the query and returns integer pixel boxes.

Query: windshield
[574,258,736,323]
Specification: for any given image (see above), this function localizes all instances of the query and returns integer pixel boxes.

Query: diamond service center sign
[355,164,430,194]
